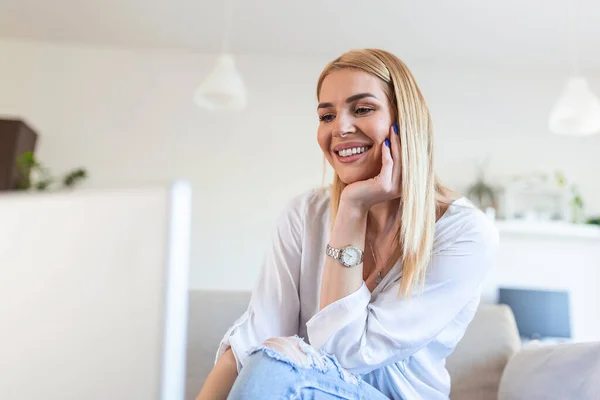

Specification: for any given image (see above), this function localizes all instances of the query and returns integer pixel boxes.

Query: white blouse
[215,186,498,399]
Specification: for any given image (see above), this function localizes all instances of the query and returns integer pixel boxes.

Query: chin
[336,169,377,185]
[327,152,381,185]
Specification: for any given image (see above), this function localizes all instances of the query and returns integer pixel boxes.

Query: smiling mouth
[335,145,372,158]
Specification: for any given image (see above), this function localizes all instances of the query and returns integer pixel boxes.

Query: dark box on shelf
[0,118,39,191]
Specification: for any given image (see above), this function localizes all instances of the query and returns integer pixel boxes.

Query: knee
[262,336,310,366]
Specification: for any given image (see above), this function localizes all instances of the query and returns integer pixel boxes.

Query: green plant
[570,187,585,223]
[466,157,496,210]
[554,170,587,224]
[587,217,600,226]
[16,151,88,191]
[555,171,567,187]
[467,178,496,208]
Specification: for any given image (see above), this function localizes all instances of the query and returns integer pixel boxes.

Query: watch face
[342,247,360,266]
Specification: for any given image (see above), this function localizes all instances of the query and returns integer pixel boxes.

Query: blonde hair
[317,48,448,298]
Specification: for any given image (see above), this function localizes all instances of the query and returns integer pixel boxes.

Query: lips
[333,146,372,164]
[332,141,372,152]
[336,145,371,157]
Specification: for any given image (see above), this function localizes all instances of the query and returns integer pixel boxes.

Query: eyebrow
[317,92,378,109]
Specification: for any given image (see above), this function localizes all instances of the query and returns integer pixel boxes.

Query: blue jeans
[227,336,389,400]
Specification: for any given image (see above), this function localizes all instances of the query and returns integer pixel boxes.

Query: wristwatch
[325,244,364,268]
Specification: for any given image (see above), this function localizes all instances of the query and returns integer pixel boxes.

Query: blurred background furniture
[498,287,572,342]
[0,118,38,191]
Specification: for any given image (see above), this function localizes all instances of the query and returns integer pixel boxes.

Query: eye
[318,113,335,123]
[355,106,374,116]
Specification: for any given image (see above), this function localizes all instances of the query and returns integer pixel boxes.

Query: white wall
[1,39,600,339]
[0,39,326,292]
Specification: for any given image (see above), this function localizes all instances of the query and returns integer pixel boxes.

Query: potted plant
[466,157,497,211]
[15,151,88,191]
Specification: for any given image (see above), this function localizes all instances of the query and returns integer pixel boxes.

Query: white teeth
[338,146,369,157]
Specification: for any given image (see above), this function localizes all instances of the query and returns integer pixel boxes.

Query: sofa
[185,290,600,400]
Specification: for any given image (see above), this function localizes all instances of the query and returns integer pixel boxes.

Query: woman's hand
[340,124,401,211]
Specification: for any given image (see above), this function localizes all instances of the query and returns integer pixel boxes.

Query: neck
[367,198,401,239]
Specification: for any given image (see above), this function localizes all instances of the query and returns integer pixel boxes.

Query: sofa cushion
[447,304,521,400]
[498,341,600,400]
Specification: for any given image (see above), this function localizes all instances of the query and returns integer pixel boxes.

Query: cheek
[317,127,331,153]
[357,117,391,144]
[317,128,335,168]
[373,120,392,142]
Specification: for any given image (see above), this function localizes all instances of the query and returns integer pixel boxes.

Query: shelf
[495,220,600,240]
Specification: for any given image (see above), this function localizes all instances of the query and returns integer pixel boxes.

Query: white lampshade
[193,54,247,111]
[549,77,600,136]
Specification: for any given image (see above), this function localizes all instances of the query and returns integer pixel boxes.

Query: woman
[197,48,498,400]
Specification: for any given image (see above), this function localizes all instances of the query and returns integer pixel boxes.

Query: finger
[389,124,401,161]
[389,124,402,191]
[379,138,394,181]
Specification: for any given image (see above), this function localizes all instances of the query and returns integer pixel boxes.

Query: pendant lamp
[193,0,247,111]
[549,77,600,136]
[549,1,600,136]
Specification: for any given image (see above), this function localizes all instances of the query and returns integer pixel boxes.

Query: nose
[332,112,355,138]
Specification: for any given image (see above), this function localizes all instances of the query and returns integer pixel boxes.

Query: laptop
[0,181,192,400]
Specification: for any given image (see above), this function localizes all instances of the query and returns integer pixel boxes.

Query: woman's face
[317,69,394,185]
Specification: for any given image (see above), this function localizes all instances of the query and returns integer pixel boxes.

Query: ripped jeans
[227,336,389,400]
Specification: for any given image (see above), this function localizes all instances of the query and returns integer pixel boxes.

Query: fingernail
[393,123,399,134]
[384,138,390,147]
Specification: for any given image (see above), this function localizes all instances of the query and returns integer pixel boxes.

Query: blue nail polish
[385,138,390,147]
[393,123,399,134]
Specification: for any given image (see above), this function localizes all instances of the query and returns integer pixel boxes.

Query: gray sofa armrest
[498,341,600,400]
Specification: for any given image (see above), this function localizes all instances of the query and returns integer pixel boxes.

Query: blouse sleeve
[306,210,498,375]
[214,193,306,372]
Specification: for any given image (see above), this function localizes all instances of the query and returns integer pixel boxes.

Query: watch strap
[325,244,341,260]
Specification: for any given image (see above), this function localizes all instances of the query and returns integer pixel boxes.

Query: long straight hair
[317,49,448,298]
